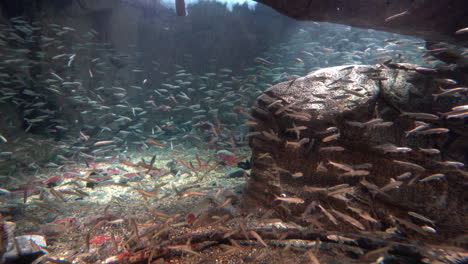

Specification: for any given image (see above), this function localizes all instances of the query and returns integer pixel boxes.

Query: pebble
[225,168,247,178]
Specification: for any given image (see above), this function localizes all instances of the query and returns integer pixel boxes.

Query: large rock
[243,63,467,242]
[256,0,468,44]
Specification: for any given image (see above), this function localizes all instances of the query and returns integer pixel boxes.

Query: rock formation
[256,0,468,44]
[243,63,467,243]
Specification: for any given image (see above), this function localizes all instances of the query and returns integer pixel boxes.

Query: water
[0,1,466,263]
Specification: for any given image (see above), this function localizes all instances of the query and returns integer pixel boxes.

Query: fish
[405,121,430,136]
[274,102,297,115]
[254,57,273,65]
[455,27,468,35]
[380,179,403,192]
[437,161,464,167]
[286,112,312,121]
[432,87,467,100]
[330,209,365,230]
[93,140,114,146]
[340,170,369,177]
[400,112,439,120]
[146,138,165,147]
[120,160,138,167]
[182,191,208,197]
[393,160,426,172]
[285,138,309,148]
[452,105,468,111]
[328,161,354,172]
[286,124,307,138]
[318,204,338,225]
[347,206,378,223]
[146,155,156,174]
[408,211,435,226]
[275,195,305,204]
[418,148,440,155]
[261,130,281,142]
[421,225,436,233]
[306,250,321,264]
[420,173,445,182]
[319,146,345,152]
[294,58,304,63]
[415,128,449,135]
[374,144,412,153]
[396,172,413,180]
[291,172,303,178]
[322,133,339,142]
[250,230,269,248]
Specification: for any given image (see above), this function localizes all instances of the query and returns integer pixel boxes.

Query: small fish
[328,161,354,172]
[360,179,380,193]
[415,67,437,73]
[421,225,436,233]
[146,155,156,174]
[286,124,307,139]
[285,138,309,148]
[415,128,449,135]
[291,172,303,178]
[261,130,281,142]
[182,191,208,197]
[452,105,468,111]
[420,173,445,182]
[396,172,412,180]
[401,112,439,120]
[341,170,369,177]
[146,138,165,147]
[331,94,351,100]
[374,144,412,153]
[432,87,468,99]
[244,121,258,126]
[135,188,159,200]
[254,57,273,65]
[274,102,297,115]
[343,88,365,97]
[294,58,304,63]
[275,195,305,204]
[93,140,114,146]
[434,78,457,85]
[408,211,435,226]
[347,206,378,223]
[322,133,339,142]
[319,146,345,152]
[418,148,440,155]
[257,152,272,160]
[405,122,430,136]
[380,179,403,192]
[393,160,426,172]
[437,161,464,167]
[446,111,468,119]
[0,188,11,195]
[318,204,338,225]
[331,209,365,230]
[120,160,138,167]
[455,27,468,35]
[306,250,321,264]
[250,230,269,248]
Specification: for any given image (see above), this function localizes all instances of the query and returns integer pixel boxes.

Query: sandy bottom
[2,143,465,264]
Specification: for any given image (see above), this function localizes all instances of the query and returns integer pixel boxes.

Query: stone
[256,0,468,45]
[225,168,248,178]
[1,222,47,263]
[243,63,467,242]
